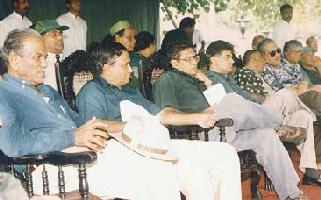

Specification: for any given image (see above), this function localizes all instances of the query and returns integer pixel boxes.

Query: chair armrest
[45,151,97,165]
[214,118,233,127]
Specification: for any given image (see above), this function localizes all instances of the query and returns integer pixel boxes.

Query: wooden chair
[0,149,97,200]
[168,119,262,200]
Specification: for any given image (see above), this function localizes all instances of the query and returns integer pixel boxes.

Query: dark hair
[165,42,194,61]
[60,50,94,75]
[243,50,258,66]
[206,40,234,57]
[283,40,302,53]
[64,0,71,6]
[280,3,293,13]
[101,29,126,48]
[88,42,126,73]
[179,17,195,29]
[150,50,172,71]
[257,38,274,53]
[134,31,155,52]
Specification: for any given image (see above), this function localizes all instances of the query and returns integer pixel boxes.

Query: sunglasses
[269,48,281,57]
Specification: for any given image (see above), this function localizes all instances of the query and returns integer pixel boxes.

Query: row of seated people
[0,20,319,200]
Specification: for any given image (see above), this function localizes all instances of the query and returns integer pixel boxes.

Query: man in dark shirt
[76,42,243,200]
[153,42,307,200]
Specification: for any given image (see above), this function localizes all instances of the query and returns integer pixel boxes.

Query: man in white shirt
[0,0,32,48]
[34,20,69,94]
[272,3,300,49]
[57,0,87,58]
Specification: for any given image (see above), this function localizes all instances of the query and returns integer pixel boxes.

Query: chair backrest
[73,72,94,96]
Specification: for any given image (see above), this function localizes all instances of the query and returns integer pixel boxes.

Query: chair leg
[42,164,50,195]
[78,164,89,200]
[25,164,34,198]
[250,170,261,200]
[58,165,65,199]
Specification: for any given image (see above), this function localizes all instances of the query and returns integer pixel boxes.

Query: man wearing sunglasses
[153,42,308,200]
[260,38,321,186]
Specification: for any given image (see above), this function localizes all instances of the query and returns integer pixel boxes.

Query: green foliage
[232,0,305,30]
[161,0,230,19]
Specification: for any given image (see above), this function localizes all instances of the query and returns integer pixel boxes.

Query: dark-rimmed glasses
[176,55,200,63]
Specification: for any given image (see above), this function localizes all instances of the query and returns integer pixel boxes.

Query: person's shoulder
[78,79,101,94]
[57,13,69,20]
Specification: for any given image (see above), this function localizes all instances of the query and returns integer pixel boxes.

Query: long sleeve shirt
[0,74,79,157]
[0,12,32,48]
[57,12,87,58]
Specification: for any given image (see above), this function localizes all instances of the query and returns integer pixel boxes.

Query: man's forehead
[179,48,195,56]
[265,42,277,51]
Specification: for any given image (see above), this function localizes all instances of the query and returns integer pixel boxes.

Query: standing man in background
[57,0,87,58]
[0,0,32,48]
[272,3,300,49]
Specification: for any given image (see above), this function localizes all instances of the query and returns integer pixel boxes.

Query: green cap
[34,20,69,35]
[109,20,130,36]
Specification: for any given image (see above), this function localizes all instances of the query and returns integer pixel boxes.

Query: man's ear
[8,51,21,71]
[171,59,179,68]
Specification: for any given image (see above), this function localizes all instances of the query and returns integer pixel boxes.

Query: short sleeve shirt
[76,77,160,124]
[233,68,267,96]
[153,69,209,113]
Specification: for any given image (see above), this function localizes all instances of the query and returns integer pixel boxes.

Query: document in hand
[203,84,227,106]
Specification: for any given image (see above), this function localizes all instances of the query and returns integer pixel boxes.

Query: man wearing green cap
[102,20,136,51]
[34,20,69,97]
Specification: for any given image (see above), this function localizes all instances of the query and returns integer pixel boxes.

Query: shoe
[276,125,307,145]
[286,191,310,200]
[302,174,321,186]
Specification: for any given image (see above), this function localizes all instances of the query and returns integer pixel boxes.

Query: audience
[76,42,242,200]
[1,2,321,199]
[153,42,307,200]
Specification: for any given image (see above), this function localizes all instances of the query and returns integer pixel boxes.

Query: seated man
[0,29,241,200]
[75,42,241,200]
[152,42,308,200]
[206,41,319,186]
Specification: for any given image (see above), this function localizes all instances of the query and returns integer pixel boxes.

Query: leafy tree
[160,0,317,31]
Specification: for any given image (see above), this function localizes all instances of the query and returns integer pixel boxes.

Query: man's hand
[197,107,216,128]
[74,117,109,152]
[194,70,212,88]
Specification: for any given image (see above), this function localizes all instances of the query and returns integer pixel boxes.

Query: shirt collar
[3,73,31,87]
[96,76,124,91]
[206,70,229,80]
[67,11,79,19]
[170,68,200,81]
[12,11,27,20]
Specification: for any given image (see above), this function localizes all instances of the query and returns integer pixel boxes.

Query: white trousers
[32,139,241,200]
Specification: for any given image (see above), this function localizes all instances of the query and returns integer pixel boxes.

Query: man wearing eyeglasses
[153,42,308,200]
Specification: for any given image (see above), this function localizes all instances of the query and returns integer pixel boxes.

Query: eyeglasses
[176,55,200,63]
[269,48,281,57]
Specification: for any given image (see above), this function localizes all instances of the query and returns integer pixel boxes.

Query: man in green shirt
[153,42,306,200]
[76,42,242,200]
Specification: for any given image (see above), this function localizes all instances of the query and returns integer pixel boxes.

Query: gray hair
[257,38,274,54]
[0,29,40,75]
[283,40,302,53]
